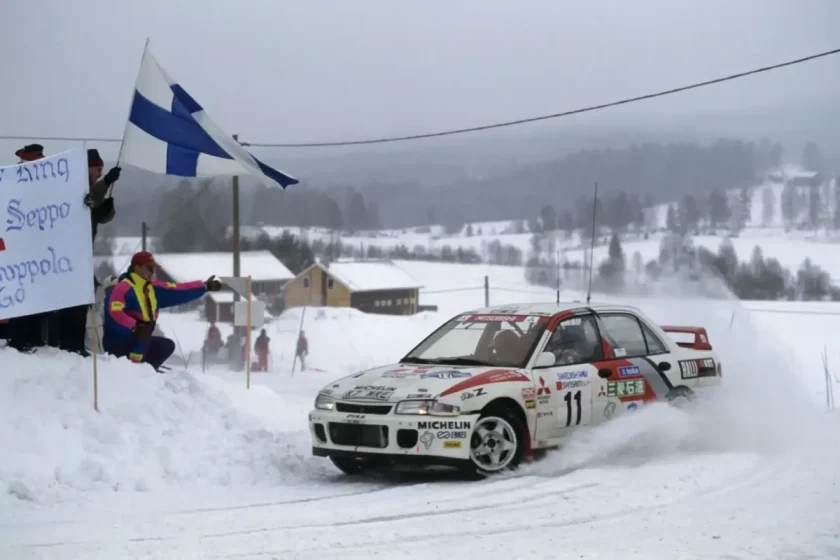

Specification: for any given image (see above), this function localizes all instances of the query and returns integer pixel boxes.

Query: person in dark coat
[295,330,308,371]
[6,145,49,353]
[254,329,270,371]
[51,149,122,356]
[102,251,222,371]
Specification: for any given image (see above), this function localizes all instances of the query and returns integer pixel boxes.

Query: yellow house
[284,260,423,315]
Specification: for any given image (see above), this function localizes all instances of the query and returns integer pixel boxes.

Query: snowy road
[4,445,838,559]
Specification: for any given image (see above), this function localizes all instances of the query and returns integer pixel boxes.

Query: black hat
[87,148,104,167]
[15,143,44,161]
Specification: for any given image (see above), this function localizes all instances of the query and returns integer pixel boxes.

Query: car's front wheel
[464,407,526,478]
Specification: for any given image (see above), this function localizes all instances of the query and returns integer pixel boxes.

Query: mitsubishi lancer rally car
[310,302,721,477]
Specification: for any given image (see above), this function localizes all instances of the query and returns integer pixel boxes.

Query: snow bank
[0,347,330,505]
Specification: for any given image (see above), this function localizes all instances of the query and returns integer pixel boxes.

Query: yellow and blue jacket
[103,272,206,362]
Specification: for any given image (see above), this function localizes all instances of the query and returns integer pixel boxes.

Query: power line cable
[242,46,840,147]
[3,46,839,149]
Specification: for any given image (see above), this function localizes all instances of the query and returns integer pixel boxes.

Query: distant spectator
[296,330,308,371]
[103,251,222,372]
[205,321,223,358]
[254,328,270,371]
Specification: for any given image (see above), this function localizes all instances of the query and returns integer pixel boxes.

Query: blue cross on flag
[119,48,298,188]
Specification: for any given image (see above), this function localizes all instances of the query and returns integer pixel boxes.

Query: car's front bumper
[309,406,480,463]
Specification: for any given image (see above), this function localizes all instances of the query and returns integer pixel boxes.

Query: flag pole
[116,37,150,168]
[91,306,101,413]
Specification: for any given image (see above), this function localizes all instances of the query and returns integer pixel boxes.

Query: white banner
[0,148,94,320]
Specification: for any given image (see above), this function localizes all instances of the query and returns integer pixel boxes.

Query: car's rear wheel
[329,456,383,475]
[464,407,526,478]
[666,386,695,409]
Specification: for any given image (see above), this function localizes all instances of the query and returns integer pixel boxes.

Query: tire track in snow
[211,453,773,559]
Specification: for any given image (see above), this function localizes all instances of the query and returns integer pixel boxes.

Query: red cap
[131,251,156,267]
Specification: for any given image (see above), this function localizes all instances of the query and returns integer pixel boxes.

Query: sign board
[0,149,93,320]
[234,299,266,328]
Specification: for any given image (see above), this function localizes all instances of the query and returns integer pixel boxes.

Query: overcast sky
[2,0,839,164]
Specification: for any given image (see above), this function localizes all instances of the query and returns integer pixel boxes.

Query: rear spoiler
[660,326,712,351]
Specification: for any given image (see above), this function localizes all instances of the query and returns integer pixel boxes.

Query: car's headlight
[395,400,460,416]
[314,393,335,411]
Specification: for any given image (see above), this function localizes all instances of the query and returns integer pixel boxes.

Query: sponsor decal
[556,370,588,381]
[458,314,529,322]
[421,369,472,380]
[407,393,428,399]
[537,376,551,404]
[607,379,645,397]
[439,369,530,397]
[679,358,717,379]
[419,431,435,449]
[436,430,467,439]
[488,307,519,314]
[525,399,536,408]
[381,371,413,379]
[319,389,333,396]
[351,371,366,378]
[343,385,397,401]
[537,411,553,418]
[614,348,627,357]
[443,440,462,449]
[332,384,340,388]
[604,401,617,419]
[521,387,536,400]
[345,414,365,424]
[618,366,641,377]
[418,420,471,430]
[557,379,589,390]
[382,366,433,378]
[626,402,640,411]
[461,387,488,401]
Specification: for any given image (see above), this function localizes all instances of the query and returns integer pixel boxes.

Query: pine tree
[809,185,821,231]
[666,204,678,232]
[708,189,730,229]
[761,187,775,226]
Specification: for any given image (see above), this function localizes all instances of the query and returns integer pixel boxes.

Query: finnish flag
[119,49,298,188]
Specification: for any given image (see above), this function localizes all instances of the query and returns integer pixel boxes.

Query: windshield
[402,313,549,368]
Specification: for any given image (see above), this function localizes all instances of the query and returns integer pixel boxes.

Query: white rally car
[309,302,721,477]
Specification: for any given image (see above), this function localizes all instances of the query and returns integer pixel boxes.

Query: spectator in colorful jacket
[103,251,222,371]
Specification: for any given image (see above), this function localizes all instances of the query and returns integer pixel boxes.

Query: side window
[639,321,668,355]
[599,314,648,358]
[540,314,603,367]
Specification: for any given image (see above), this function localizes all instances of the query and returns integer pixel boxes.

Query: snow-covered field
[3,275,840,558]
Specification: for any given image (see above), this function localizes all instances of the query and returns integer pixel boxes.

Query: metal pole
[484,275,489,307]
[141,221,147,252]
[232,134,241,303]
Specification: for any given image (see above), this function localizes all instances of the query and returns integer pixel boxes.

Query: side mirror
[598,368,612,379]
[658,361,671,372]
[534,352,556,368]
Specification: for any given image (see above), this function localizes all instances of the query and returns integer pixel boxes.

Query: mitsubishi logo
[537,377,551,395]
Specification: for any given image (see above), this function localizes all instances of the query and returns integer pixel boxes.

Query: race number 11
[564,391,582,427]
